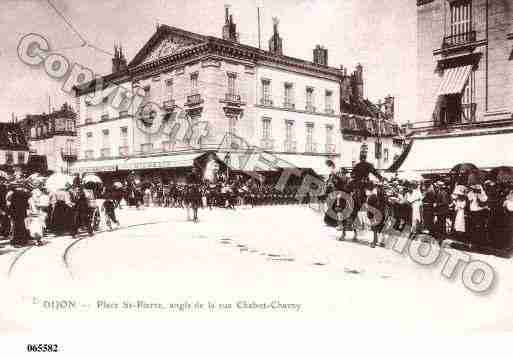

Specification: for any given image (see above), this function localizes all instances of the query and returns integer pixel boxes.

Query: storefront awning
[397,132,513,173]
[71,152,203,173]
[436,65,472,96]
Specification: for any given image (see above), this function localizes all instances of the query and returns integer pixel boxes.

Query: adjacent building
[18,103,77,173]
[399,0,513,173]
[0,122,29,171]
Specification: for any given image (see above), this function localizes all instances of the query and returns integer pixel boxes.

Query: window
[284,83,294,108]
[120,126,128,147]
[261,79,272,105]
[306,87,315,111]
[450,1,472,43]
[306,123,315,152]
[66,119,74,132]
[30,127,36,138]
[326,125,333,145]
[86,131,93,150]
[102,129,110,148]
[285,120,294,141]
[325,90,333,113]
[18,152,25,164]
[384,148,389,163]
[165,78,173,100]
[461,71,475,123]
[5,152,13,164]
[190,73,199,95]
[227,73,237,95]
[262,118,272,139]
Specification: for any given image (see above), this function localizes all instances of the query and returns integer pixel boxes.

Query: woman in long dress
[406,182,423,239]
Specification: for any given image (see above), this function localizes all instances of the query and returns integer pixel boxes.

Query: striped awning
[436,65,472,96]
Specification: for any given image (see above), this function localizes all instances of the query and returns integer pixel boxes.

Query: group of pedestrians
[322,153,513,255]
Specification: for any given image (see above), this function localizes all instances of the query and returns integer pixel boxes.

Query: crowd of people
[322,152,513,255]
[1,152,513,257]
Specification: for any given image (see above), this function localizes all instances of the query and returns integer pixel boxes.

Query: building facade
[18,103,77,173]
[339,93,404,170]
[0,122,29,171]
[71,8,353,179]
[398,0,513,173]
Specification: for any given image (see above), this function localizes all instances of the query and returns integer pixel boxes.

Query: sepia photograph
[0,0,512,356]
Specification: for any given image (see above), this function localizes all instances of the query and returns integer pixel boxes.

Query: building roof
[76,25,345,96]
[0,122,29,151]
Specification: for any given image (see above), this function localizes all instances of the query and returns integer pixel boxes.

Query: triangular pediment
[129,26,208,67]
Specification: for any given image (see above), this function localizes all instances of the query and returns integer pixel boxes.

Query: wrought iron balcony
[284,101,295,109]
[283,140,297,153]
[119,110,129,118]
[305,104,316,113]
[225,93,242,103]
[325,143,336,154]
[442,31,476,48]
[100,148,111,158]
[305,142,317,153]
[85,118,93,124]
[161,141,173,152]
[61,147,78,161]
[260,98,273,107]
[119,146,129,157]
[260,138,274,151]
[186,93,203,106]
[100,114,109,121]
[163,99,175,110]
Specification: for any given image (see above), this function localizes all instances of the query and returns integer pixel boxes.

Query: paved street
[1,205,513,333]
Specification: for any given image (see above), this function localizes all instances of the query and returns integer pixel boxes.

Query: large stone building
[71,8,391,181]
[399,0,513,173]
[18,103,77,173]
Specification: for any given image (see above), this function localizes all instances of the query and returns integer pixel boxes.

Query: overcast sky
[0,0,416,123]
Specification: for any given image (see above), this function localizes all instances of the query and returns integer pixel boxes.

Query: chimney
[384,95,395,120]
[351,63,364,100]
[222,5,239,42]
[313,45,328,66]
[112,43,127,73]
[268,17,283,55]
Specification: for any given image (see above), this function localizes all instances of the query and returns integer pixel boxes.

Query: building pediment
[129,25,208,67]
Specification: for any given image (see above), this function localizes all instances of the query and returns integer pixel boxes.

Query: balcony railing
[260,98,273,106]
[260,138,274,151]
[283,140,297,153]
[443,31,476,48]
[119,146,129,157]
[61,147,78,160]
[161,141,172,152]
[325,143,336,154]
[84,150,94,159]
[85,118,93,124]
[305,104,316,113]
[163,99,175,110]
[305,142,317,153]
[284,101,295,109]
[186,93,203,106]
[225,93,242,103]
[100,148,111,158]
[100,114,109,121]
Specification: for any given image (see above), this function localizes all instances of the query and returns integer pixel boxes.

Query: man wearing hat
[433,180,451,241]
